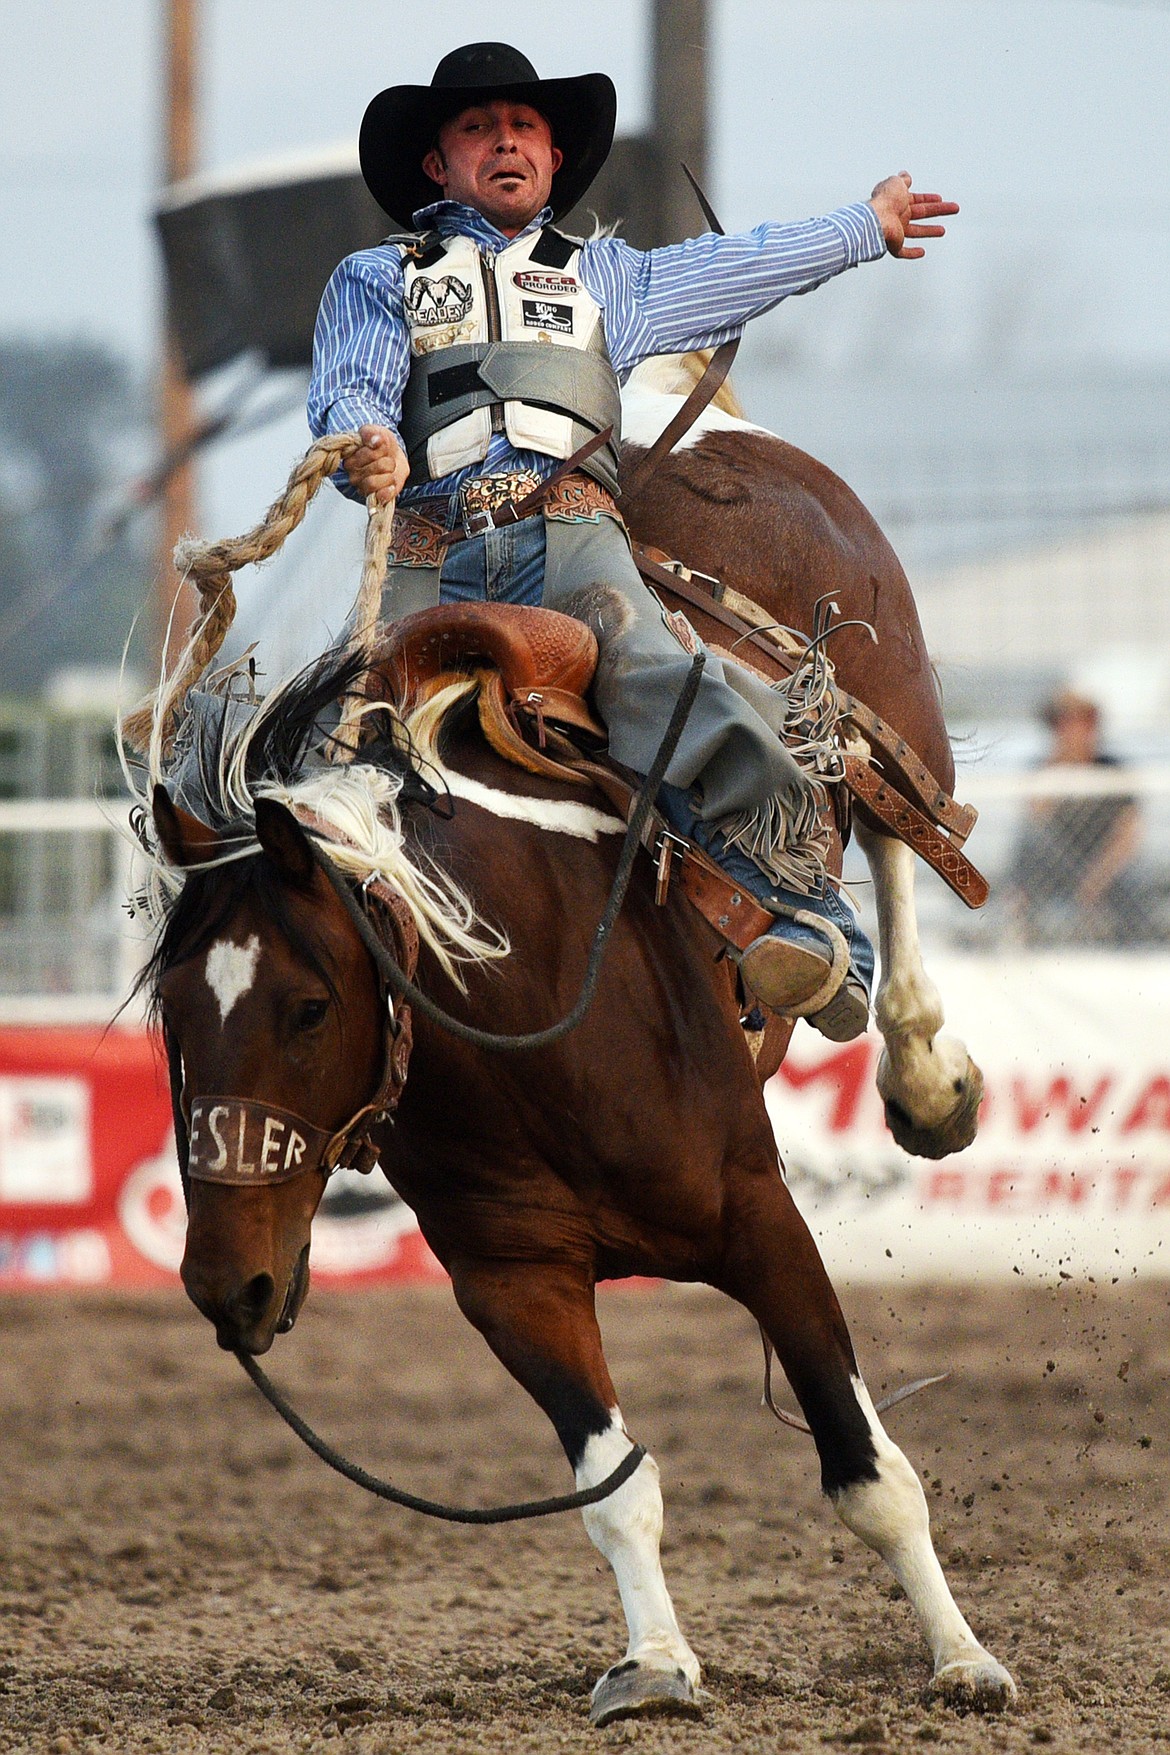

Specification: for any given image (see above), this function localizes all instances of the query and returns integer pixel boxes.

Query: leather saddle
[370,601,608,785]
[368,597,781,942]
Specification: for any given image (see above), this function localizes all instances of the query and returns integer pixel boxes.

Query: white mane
[121,656,509,989]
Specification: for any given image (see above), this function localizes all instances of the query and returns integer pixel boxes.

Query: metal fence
[0,801,146,1022]
[2,768,1169,1024]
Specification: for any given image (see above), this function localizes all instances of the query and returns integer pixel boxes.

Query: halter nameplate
[187,1098,335,1187]
[183,819,421,1192]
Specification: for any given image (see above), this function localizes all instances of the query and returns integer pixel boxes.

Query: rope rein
[122,432,389,757]
[333,495,397,761]
[236,1351,646,1524]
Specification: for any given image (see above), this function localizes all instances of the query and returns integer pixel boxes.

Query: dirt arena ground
[1,1278,1168,1754]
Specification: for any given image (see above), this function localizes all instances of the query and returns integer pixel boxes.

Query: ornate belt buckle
[459,471,540,539]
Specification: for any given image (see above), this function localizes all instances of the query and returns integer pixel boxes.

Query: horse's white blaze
[205,934,261,1024]
[620,378,771,455]
[577,1413,701,1686]
[431,763,626,841]
[833,1379,1014,1694]
[857,826,974,1128]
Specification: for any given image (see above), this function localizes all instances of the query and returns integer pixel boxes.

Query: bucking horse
[120,362,1013,1727]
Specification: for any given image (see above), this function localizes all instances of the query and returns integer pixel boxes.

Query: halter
[185,820,419,1192]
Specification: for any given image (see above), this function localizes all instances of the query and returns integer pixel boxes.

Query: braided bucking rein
[121,432,394,762]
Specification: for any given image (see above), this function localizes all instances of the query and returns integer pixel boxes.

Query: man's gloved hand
[868,172,958,259]
[346,424,410,504]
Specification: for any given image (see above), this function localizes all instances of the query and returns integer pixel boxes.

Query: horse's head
[128,643,505,1352]
[151,788,389,1354]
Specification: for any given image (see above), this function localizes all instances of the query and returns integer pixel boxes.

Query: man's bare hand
[346,424,409,504]
[869,172,958,259]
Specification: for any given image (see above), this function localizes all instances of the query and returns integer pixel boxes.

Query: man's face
[421,99,563,235]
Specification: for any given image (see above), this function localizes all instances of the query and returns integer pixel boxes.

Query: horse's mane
[122,642,508,1000]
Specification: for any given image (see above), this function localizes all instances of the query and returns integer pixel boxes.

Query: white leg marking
[858,826,974,1130]
[204,934,261,1024]
[577,1412,700,1686]
[834,1379,1015,1700]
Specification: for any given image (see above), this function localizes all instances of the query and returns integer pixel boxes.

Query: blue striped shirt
[307,197,885,503]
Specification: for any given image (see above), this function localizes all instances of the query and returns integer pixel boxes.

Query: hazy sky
[5,0,1170,374]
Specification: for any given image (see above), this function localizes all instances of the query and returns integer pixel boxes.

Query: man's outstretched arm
[584,172,959,369]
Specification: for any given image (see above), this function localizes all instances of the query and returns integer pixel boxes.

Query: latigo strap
[555,754,777,950]
[837,696,977,846]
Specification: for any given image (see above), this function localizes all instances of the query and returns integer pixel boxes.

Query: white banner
[765,953,1170,1282]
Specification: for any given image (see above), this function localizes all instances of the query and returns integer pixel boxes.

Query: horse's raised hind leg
[855,823,983,1159]
[449,1259,702,1727]
[718,1169,1016,1711]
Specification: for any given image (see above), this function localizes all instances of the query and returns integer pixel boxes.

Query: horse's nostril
[227,1272,275,1329]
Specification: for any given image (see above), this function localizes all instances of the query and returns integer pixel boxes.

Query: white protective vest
[397,227,620,488]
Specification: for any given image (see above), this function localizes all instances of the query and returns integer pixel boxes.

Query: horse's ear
[152,785,221,868]
[254,796,316,889]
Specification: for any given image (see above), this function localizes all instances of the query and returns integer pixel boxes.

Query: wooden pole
[156,0,199,671]
[652,0,709,244]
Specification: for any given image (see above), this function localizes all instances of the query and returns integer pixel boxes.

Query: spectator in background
[1007,688,1145,945]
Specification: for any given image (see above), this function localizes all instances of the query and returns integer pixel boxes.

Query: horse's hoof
[589,1660,703,1727]
[933,1654,1017,1713]
[884,1057,984,1160]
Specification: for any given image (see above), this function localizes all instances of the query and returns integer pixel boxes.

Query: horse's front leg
[855,823,983,1158]
[718,1169,1016,1711]
[450,1257,702,1727]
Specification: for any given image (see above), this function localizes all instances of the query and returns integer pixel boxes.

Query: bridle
[181,819,420,1195]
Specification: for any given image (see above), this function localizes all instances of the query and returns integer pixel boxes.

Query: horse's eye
[296,998,329,1031]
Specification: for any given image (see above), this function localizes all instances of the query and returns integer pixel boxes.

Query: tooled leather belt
[406,469,544,533]
[401,425,617,548]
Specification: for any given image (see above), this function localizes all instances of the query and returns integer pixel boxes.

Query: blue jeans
[658,782,875,995]
[439,515,546,607]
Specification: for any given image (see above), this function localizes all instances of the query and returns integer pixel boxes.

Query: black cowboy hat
[359,42,617,227]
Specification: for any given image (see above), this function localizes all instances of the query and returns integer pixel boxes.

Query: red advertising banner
[0,1027,444,1290]
[4,954,1168,1290]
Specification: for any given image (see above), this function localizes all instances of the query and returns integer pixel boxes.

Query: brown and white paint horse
[621,357,981,1157]
[133,604,1014,1726]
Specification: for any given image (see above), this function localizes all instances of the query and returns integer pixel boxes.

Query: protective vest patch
[522,299,574,334]
[404,275,473,327]
[512,271,580,297]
